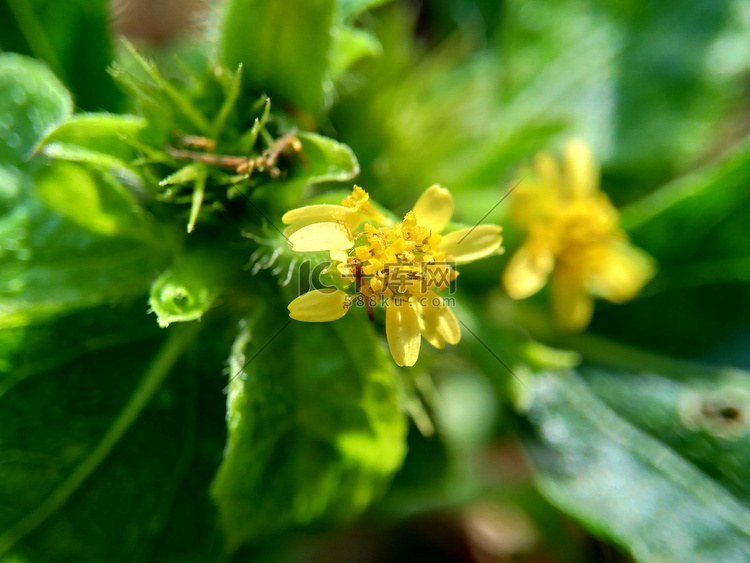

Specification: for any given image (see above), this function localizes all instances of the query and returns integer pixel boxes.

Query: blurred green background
[2,0,750,562]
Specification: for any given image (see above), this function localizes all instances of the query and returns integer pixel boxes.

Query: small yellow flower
[284,185,503,366]
[502,140,656,331]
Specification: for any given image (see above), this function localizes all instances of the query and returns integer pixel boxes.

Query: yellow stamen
[342,185,388,224]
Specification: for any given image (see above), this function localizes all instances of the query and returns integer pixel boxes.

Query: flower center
[343,211,454,299]
[526,198,617,266]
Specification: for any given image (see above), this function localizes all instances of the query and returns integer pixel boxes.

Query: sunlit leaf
[219,0,336,114]
[37,113,146,162]
[0,76,169,327]
[330,26,382,81]
[522,367,750,562]
[337,0,394,20]
[295,131,360,184]
[0,53,72,167]
[211,306,407,545]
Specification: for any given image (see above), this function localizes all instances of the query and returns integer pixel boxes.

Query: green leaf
[337,0,393,20]
[331,0,389,82]
[521,367,750,562]
[585,367,750,498]
[0,305,225,562]
[330,26,382,81]
[37,113,147,162]
[606,0,733,171]
[293,131,360,185]
[621,137,750,261]
[0,165,170,329]
[212,64,243,139]
[0,53,72,167]
[33,161,147,239]
[118,40,212,137]
[237,95,270,155]
[211,307,407,545]
[159,163,203,187]
[39,142,135,174]
[0,0,121,111]
[186,166,207,234]
[0,55,172,326]
[218,0,336,114]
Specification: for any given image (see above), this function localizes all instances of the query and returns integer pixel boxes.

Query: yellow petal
[534,152,562,193]
[440,225,503,264]
[411,184,454,233]
[563,139,598,199]
[503,244,554,299]
[417,316,445,349]
[288,288,351,322]
[508,181,558,227]
[288,222,354,252]
[386,297,421,367]
[329,250,349,262]
[550,269,594,332]
[282,204,361,235]
[417,293,460,349]
[588,240,656,303]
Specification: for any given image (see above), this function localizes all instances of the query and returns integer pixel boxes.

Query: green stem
[0,322,201,556]
[212,64,243,139]
[122,39,212,136]
[499,296,722,379]
[7,0,64,78]
[187,166,207,234]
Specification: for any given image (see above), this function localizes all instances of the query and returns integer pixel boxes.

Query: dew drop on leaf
[11,85,27,106]
[8,278,25,293]
[6,132,21,148]
[3,237,20,251]
[27,105,43,135]
[541,419,570,444]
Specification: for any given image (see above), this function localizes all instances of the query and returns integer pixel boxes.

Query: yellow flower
[502,140,656,331]
[284,185,503,366]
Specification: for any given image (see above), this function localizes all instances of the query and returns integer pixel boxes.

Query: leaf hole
[679,387,750,439]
